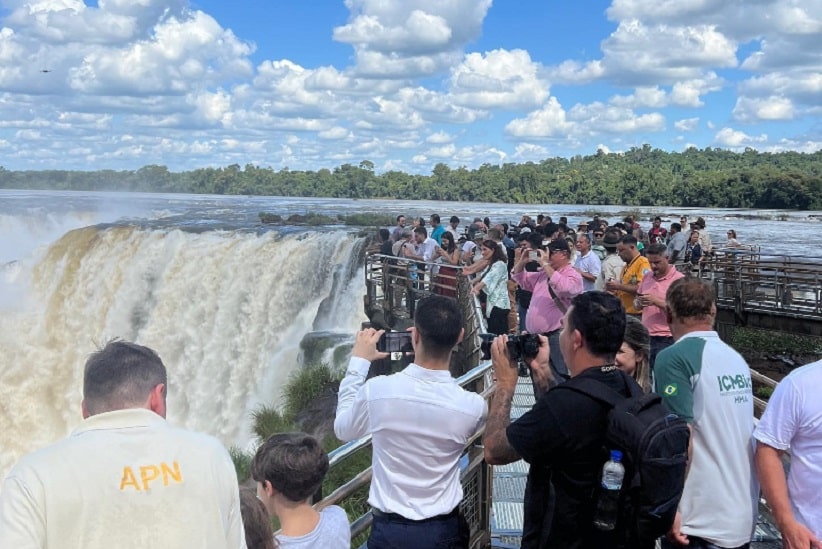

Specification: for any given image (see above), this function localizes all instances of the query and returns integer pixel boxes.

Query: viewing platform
[315,250,819,547]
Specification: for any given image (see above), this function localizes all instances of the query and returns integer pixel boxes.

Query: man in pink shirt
[635,243,684,370]
[511,238,583,382]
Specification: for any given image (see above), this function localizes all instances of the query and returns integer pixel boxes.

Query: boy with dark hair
[252,433,350,549]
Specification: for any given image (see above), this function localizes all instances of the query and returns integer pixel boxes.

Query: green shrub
[229,446,253,483]
[258,212,282,224]
[728,327,822,354]
[252,405,296,441]
[339,213,394,227]
[755,386,775,399]
[283,363,342,420]
[302,212,337,225]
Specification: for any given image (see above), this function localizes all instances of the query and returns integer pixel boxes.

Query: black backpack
[559,374,690,545]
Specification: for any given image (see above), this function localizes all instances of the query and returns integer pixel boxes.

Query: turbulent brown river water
[1,189,820,479]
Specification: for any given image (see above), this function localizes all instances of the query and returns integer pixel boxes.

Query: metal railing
[365,252,467,325]
[673,252,822,320]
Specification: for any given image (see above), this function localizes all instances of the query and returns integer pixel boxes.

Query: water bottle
[593,449,624,531]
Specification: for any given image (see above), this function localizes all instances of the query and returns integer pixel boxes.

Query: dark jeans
[518,303,528,334]
[547,329,569,382]
[661,537,750,549]
[487,306,510,335]
[368,509,468,549]
[649,335,674,370]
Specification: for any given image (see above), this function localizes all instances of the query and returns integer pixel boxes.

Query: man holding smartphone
[334,295,487,549]
[511,238,583,383]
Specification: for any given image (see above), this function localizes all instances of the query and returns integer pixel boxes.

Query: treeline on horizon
[2,145,821,210]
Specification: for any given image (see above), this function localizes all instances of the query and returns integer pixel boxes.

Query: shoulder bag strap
[556,372,641,407]
[546,278,568,314]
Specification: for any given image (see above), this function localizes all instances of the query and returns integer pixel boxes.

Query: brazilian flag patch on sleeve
[663,383,678,396]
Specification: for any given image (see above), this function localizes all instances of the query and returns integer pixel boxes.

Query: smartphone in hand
[377,331,413,353]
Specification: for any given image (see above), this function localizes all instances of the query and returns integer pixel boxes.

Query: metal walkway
[488,379,783,549]
[490,377,533,548]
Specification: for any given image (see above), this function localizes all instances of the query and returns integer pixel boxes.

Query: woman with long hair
[239,487,277,549]
[471,240,510,335]
[726,229,742,247]
[615,315,652,392]
[684,230,703,265]
[433,231,461,297]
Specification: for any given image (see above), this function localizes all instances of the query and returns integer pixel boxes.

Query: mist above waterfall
[0,224,367,478]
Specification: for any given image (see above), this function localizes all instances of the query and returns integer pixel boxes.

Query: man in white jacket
[0,340,246,549]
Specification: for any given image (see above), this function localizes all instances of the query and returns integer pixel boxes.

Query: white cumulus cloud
[505,97,574,138]
[733,96,796,122]
[448,49,549,109]
[333,0,493,78]
[674,117,699,131]
[714,127,767,148]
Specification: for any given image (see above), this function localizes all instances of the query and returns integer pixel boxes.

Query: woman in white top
[471,240,510,335]
[726,229,743,247]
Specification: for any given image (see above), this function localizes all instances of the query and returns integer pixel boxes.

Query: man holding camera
[483,292,632,549]
[511,238,583,382]
[334,295,487,548]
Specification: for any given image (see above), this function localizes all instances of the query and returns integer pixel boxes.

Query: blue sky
[0,0,818,173]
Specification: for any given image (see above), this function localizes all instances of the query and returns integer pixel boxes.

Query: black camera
[479,333,541,376]
[377,331,414,353]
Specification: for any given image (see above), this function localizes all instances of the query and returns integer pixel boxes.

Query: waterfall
[0,225,367,478]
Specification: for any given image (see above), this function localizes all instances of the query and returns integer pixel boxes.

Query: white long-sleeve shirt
[334,357,487,520]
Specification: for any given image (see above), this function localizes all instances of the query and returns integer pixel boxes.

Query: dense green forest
[2,146,820,209]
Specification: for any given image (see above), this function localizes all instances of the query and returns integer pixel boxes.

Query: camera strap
[546,279,568,314]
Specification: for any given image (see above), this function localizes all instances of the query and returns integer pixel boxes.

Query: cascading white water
[0,225,367,479]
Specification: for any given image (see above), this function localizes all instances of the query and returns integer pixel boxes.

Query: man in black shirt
[484,291,632,549]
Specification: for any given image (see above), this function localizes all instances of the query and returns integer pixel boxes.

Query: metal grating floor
[490,377,533,548]
[492,474,527,501]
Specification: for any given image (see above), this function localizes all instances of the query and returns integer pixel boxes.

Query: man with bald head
[0,340,246,549]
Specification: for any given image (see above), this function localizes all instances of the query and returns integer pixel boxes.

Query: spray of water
[0,225,367,478]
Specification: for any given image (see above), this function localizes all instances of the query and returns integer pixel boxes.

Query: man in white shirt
[446,215,461,239]
[0,341,246,549]
[754,360,822,549]
[403,226,438,290]
[407,226,437,262]
[334,295,487,548]
[573,234,602,292]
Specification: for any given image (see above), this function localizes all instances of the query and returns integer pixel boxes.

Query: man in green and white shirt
[655,278,759,549]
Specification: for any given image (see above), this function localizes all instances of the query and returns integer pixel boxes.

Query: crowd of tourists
[1,211,818,549]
